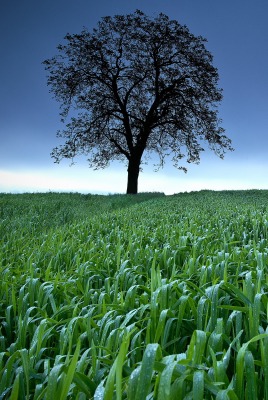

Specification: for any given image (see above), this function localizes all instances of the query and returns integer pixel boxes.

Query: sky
[0,0,268,195]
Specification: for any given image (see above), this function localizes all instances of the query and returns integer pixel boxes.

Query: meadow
[1,190,268,399]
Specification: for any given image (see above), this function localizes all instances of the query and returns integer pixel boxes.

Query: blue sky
[1,0,268,194]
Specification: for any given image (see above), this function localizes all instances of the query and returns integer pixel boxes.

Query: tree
[43,10,233,194]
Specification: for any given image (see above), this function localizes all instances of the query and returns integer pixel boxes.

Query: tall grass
[1,190,268,399]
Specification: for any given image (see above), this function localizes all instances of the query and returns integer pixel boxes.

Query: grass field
[1,190,268,399]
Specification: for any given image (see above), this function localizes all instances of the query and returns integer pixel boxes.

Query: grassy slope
[1,190,268,399]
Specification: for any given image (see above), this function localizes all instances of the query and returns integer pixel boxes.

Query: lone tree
[44,10,233,194]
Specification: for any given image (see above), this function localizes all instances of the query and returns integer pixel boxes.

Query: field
[1,190,268,399]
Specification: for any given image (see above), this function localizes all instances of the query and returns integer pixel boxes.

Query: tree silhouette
[43,10,233,194]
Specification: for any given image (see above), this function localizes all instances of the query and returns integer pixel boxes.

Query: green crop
[1,190,268,399]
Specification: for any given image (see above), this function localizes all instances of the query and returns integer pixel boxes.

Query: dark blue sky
[1,0,268,193]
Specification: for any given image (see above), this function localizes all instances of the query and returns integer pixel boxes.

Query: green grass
[1,189,268,399]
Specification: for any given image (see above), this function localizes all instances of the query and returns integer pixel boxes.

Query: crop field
[1,190,268,399]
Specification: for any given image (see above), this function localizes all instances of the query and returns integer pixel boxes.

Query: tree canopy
[43,10,233,194]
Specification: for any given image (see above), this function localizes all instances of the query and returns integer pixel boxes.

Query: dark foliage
[43,10,233,193]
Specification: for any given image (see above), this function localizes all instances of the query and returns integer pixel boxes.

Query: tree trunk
[126,157,140,194]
